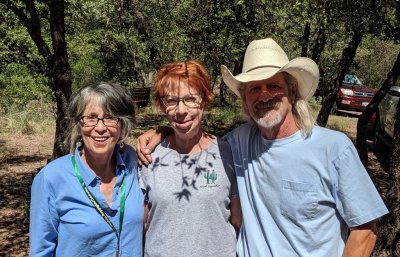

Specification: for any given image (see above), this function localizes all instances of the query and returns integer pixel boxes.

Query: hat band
[246,65,281,73]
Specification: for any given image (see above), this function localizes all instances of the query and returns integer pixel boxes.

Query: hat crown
[242,38,289,73]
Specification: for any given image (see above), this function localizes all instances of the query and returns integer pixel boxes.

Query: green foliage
[203,104,244,137]
[68,32,105,89]
[97,32,150,85]
[0,15,46,73]
[327,117,351,132]
[308,96,323,112]
[355,36,400,88]
[1,0,399,114]
[0,63,51,112]
[70,51,103,90]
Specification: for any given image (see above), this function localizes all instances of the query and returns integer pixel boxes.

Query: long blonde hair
[283,72,315,137]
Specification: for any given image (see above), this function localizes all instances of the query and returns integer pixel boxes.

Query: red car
[333,74,376,113]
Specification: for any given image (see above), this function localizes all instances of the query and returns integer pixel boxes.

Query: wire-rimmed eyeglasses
[161,94,203,109]
[80,115,120,127]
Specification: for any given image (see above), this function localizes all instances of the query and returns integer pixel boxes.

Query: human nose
[259,86,274,99]
[94,118,107,129]
[175,99,188,113]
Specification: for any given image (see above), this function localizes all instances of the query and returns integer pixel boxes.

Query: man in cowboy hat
[219,38,388,257]
[136,38,388,257]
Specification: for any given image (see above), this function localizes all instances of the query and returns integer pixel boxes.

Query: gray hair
[239,72,315,137]
[66,81,136,152]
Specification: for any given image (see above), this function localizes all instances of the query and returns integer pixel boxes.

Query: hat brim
[221,57,319,101]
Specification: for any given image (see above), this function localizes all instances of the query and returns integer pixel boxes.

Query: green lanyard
[71,155,126,257]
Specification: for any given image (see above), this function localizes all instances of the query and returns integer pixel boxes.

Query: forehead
[164,81,200,96]
[82,98,105,114]
[245,72,286,87]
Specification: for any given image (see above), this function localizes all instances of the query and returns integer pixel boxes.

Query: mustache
[255,100,280,109]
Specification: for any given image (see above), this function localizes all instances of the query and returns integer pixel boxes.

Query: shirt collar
[114,144,126,174]
[73,145,127,186]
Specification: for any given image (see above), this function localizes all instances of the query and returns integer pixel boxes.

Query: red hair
[154,60,214,110]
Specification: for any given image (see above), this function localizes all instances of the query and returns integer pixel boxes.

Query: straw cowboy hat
[221,38,319,100]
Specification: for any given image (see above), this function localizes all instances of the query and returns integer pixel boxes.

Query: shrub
[0,63,51,112]
[1,100,55,134]
[327,117,351,132]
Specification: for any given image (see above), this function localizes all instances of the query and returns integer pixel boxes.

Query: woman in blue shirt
[30,81,144,257]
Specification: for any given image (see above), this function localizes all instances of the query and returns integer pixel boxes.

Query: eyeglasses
[161,94,203,109]
[80,115,120,127]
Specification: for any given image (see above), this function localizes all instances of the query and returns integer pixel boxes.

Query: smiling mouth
[256,101,278,110]
[174,119,193,130]
[93,137,108,142]
[175,119,191,124]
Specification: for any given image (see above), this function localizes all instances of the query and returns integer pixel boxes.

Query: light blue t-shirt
[30,145,144,257]
[226,123,388,257]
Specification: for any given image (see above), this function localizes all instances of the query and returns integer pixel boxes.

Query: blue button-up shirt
[30,145,144,257]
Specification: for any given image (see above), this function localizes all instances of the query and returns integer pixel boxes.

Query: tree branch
[2,0,53,70]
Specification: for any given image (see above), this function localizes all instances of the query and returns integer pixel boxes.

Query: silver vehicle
[374,85,400,149]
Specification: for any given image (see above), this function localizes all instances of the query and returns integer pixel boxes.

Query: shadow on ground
[0,169,33,256]
[368,142,390,201]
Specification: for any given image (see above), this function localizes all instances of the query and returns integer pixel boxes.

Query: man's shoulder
[223,123,259,151]
[228,122,256,137]
[311,126,351,141]
[309,126,355,152]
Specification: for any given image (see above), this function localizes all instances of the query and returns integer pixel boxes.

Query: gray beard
[255,112,283,130]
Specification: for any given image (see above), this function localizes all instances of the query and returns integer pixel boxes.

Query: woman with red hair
[139,60,241,257]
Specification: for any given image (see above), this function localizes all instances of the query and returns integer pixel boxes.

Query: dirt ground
[0,113,389,256]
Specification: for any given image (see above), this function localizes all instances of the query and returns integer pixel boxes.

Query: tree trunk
[356,51,400,167]
[219,83,227,106]
[311,27,327,64]
[300,21,310,57]
[2,0,72,159]
[372,99,400,256]
[311,27,327,98]
[316,30,363,127]
[49,0,72,159]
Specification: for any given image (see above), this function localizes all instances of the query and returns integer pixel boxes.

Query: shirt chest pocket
[280,180,319,220]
